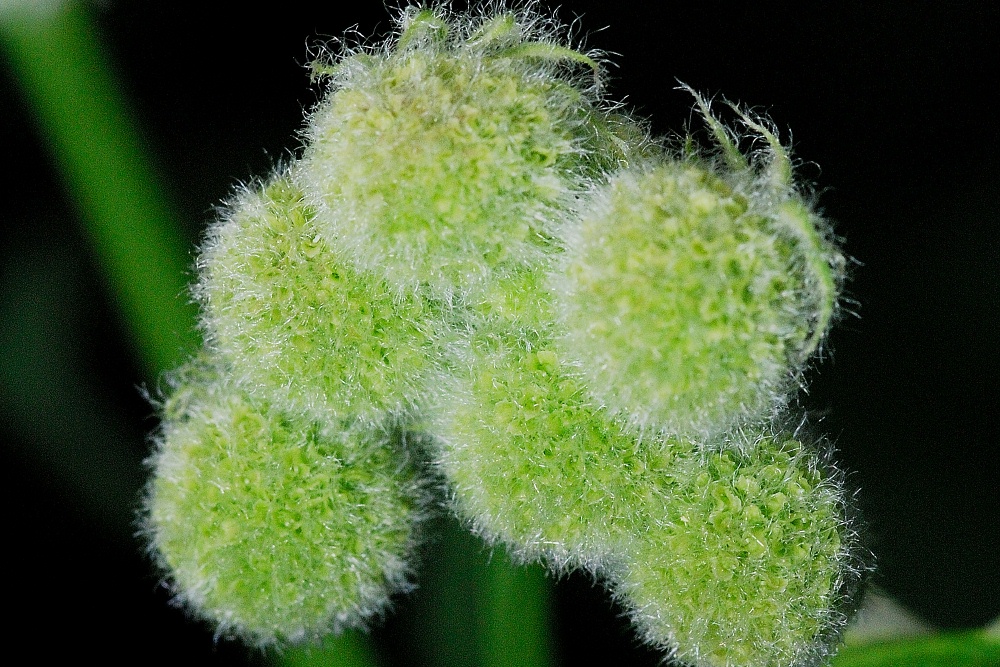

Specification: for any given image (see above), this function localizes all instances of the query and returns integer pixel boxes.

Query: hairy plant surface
[140,5,861,665]
[145,359,424,646]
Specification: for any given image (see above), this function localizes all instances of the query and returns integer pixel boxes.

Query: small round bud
[299,7,610,299]
[553,159,842,439]
[143,359,425,645]
[612,431,860,667]
[197,173,433,427]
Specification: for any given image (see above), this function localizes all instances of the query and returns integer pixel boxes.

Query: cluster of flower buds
[144,5,865,665]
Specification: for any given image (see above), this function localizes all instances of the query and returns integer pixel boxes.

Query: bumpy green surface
[554,162,831,439]
[614,434,853,667]
[299,8,605,298]
[145,360,424,645]
[436,271,854,666]
[197,174,432,427]
[145,5,857,661]
[433,269,687,570]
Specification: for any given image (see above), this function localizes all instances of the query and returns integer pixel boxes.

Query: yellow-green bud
[197,173,433,427]
[143,358,425,645]
[299,6,610,300]
[553,113,843,440]
[611,431,861,667]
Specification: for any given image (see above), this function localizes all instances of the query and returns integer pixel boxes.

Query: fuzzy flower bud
[552,102,844,440]
[197,173,433,427]
[299,6,611,299]
[611,430,862,667]
[143,358,425,645]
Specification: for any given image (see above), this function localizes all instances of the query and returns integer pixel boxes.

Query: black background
[2,1,997,664]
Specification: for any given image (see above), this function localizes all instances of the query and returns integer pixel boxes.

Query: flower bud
[197,173,433,427]
[553,145,843,440]
[143,358,425,645]
[612,431,862,667]
[299,6,613,300]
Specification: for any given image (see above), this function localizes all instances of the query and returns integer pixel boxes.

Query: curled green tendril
[397,8,450,51]
[685,83,841,360]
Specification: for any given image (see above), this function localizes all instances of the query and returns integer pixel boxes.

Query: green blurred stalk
[409,516,556,667]
[481,550,555,667]
[0,2,377,665]
[275,632,380,667]
[832,629,1000,667]
[1,0,196,377]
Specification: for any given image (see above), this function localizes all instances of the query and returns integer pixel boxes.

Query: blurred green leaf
[832,630,1000,667]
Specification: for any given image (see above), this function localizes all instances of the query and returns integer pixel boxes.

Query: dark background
[2,1,997,664]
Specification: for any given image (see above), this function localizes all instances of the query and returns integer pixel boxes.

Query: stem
[482,551,556,667]
[0,0,197,378]
[274,632,381,667]
[1,3,377,665]
[406,515,556,667]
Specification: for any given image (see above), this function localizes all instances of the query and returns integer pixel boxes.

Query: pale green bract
[144,4,861,665]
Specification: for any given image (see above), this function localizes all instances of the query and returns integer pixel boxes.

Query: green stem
[481,551,556,667]
[1,0,197,378]
[406,515,556,667]
[274,632,381,667]
[1,3,378,665]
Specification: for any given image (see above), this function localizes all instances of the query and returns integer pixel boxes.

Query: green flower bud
[143,358,425,645]
[432,268,861,667]
[552,102,844,440]
[612,431,861,667]
[299,6,612,299]
[142,6,861,663]
[431,269,690,571]
[196,172,433,427]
